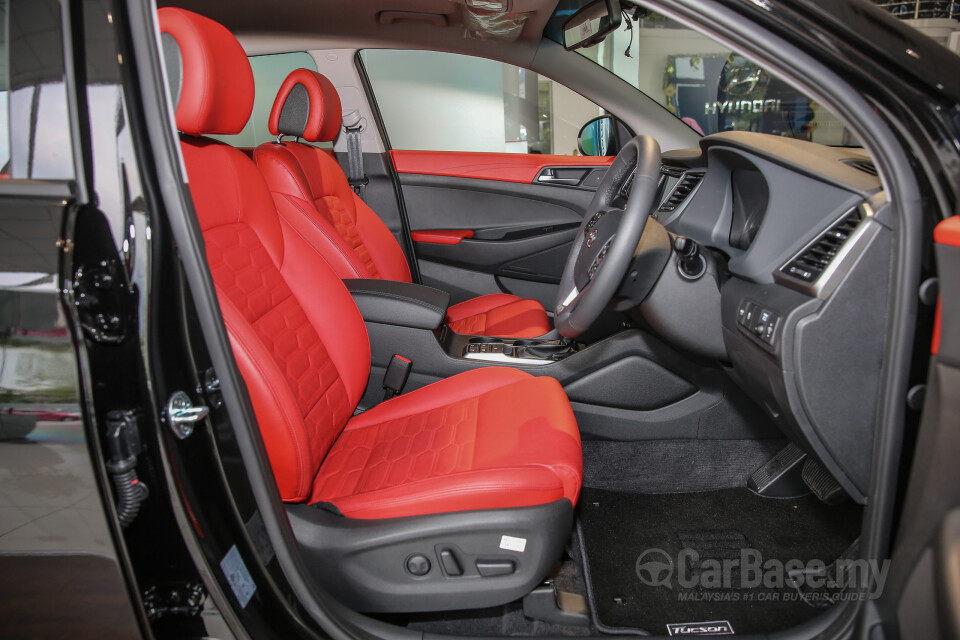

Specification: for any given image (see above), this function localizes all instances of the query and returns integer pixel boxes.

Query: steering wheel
[554,135,662,338]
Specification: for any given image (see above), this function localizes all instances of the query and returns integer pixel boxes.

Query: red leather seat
[158,8,581,521]
[253,69,552,339]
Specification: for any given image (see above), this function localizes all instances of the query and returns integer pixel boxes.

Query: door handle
[537,174,581,185]
[166,390,210,439]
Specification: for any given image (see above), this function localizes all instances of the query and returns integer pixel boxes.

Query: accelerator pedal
[802,457,848,504]
[748,442,809,498]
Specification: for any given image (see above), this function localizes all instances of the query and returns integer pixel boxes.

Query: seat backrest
[254,69,412,283]
[159,8,370,502]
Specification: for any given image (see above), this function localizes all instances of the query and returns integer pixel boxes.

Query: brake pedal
[802,457,848,504]
[748,442,809,498]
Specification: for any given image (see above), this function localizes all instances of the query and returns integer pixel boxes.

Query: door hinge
[198,367,223,410]
[73,257,128,344]
[142,583,205,620]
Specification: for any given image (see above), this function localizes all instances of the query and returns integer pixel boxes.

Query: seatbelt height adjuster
[383,355,412,400]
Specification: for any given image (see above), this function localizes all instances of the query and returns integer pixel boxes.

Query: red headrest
[268,69,342,143]
[158,8,254,136]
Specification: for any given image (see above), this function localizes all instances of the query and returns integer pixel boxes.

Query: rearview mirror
[578,115,618,156]
[562,0,622,51]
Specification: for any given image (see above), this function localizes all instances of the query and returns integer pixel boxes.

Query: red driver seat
[253,69,552,339]
[159,6,582,613]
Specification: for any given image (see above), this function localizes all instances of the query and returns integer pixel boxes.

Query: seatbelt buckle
[382,355,412,400]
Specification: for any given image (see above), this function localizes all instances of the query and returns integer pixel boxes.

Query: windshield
[548,1,861,147]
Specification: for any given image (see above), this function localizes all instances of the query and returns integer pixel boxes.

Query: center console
[458,336,574,366]
[345,278,776,443]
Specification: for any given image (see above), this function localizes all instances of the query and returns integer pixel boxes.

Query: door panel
[392,154,612,305]
[884,216,960,640]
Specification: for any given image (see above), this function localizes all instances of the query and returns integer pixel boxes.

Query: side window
[211,51,321,148]
[360,49,603,156]
[0,0,75,179]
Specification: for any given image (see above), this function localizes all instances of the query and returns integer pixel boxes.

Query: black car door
[0,0,143,636]
[878,216,960,640]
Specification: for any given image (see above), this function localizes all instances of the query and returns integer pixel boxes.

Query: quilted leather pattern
[312,397,478,500]
[310,368,583,519]
[316,195,381,278]
[205,223,351,462]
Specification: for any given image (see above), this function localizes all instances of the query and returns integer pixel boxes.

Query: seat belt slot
[383,354,412,400]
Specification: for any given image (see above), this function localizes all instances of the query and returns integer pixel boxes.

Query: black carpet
[581,439,785,494]
[578,487,862,636]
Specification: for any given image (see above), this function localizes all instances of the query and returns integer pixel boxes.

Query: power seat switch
[383,355,412,400]
[476,559,516,577]
[439,548,463,577]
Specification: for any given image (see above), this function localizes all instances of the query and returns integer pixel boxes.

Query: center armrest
[344,279,450,331]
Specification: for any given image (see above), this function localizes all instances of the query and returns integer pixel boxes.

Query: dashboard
[635,131,888,504]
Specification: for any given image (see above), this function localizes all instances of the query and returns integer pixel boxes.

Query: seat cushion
[446,294,551,338]
[311,368,582,519]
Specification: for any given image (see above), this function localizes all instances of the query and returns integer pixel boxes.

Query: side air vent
[842,158,878,176]
[781,207,866,283]
[658,172,704,212]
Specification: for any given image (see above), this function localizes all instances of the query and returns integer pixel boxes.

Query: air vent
[842,158,878,176]
[782,207,865,283]
[658,172,704,212]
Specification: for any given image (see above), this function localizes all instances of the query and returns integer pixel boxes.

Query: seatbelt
[342,109,368,200]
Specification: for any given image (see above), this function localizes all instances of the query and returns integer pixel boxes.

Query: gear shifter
[521,339,574,360]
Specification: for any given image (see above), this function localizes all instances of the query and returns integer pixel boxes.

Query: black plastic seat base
[286,499,574,613]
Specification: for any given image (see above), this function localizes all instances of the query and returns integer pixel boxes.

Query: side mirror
[562,0,622,51]
[578,115,620,156]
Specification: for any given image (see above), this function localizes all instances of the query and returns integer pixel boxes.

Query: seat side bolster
[219,295,314,501]
[278,215,372,409]
[351,191,414,283]
[319,467,566,519]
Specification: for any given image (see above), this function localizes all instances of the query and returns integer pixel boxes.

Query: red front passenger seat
[253,69,552,339]
[158,7,582,613]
